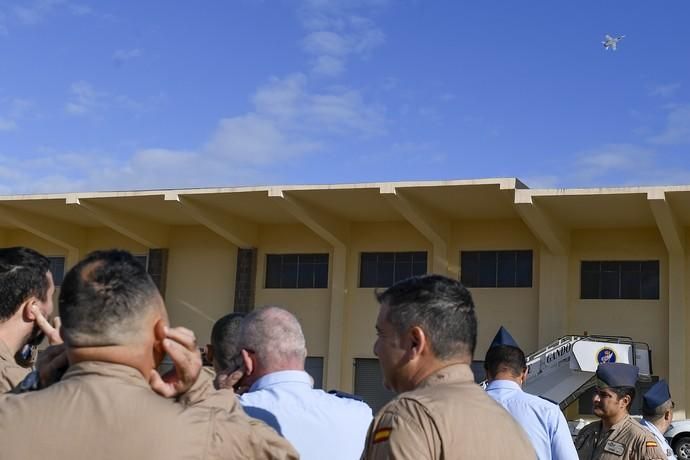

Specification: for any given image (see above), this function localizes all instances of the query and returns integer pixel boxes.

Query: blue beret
[643,380,671,412]
[596,363,639,388]
[489,326,520,349]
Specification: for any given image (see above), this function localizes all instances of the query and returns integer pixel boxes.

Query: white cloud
[312,55,345,77]
[0,72,386,193]
[648,106,690,145]
[64,81,160,117]
[650,83,681,98]
[0,118,17,132]
[575,144,654,181]
[65,81,103,115]
[205,114,319,165]
[303,31,350,56]
[14,0,65,25]
[113,48,143,63]
[298,1,386,77]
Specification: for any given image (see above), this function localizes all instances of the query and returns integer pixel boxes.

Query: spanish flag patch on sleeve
[645,441,658,448]
[373,427,392,444]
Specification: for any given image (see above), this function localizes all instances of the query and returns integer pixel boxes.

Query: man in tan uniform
[0,247,61,392]
[0,249,298,460]
[575,363,666,460]
[361,274,536,460]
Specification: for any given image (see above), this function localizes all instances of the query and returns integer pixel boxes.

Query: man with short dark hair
[207,312,245,388]
[0,247,60,392]
[575,363,666,459]
[485,326,577,460]
[640,380,676,459]
[235,306,373,460]
[0,250,298,459]
[361,274,535,459]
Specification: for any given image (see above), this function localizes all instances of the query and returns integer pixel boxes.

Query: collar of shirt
[486,379,522,392]
[415,362,475,390]
[61,361,150,388]
[0,339,14,362]
[248,370,313,393]
[599,414,634,440]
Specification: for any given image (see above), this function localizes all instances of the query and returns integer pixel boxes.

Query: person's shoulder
[625,418,658,439]
[577,420,600,437]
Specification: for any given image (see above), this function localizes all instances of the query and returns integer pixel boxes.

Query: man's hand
[149,327,202,398]
[31,305,62,345]
[215,368,247,394]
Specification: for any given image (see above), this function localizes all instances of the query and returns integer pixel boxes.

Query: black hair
[484,345,527,378]
[211,312,246,372]
[59,249,159,346]
[376,274,477,359]
[0,247,51,322]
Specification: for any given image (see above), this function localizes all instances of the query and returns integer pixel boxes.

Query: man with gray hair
[235,306,373,460]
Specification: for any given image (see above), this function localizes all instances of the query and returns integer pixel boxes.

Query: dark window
[460,250,533,288]
[359,252,427,288]
[580,261,659,300]
[265,254,329,289]
[47,256,65,286]
[354,358,396,413]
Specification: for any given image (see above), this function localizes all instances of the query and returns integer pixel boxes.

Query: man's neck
[67,345,153,379]
[601,411,629,432]
[0,320,26,355]
[405,358,468,392]
[488,372,522,387]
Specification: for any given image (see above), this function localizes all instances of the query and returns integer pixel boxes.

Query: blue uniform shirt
[640,418,677,459]
[239,370,373,460]
[486,380,578,460]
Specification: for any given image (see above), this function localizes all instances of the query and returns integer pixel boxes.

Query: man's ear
[21,299,38,322]
[205,345,215,366]
[241,349,255,376]
[153,319,166,342]
[409,326,428,358]
[665,410,673,421]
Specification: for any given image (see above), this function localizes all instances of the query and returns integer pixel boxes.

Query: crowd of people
[0,246,677,459]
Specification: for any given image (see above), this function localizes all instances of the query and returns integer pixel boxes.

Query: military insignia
[645,441,658,448]
[597,347,617,364]
[604,440,624,456]
[373,427,392,444]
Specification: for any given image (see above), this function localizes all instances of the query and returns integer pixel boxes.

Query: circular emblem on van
[597,347,617,364]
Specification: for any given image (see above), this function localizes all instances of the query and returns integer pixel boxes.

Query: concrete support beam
[648,191,684,253]
[537,250,568,346]
[514,191,570,256]
[165,194,258,248]
[67,198,168,248]
[268,189,349,389]
[380,186,450,275]
[0,205,83,263]
[648,191,686,418]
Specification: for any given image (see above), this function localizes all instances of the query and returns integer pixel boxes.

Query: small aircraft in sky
[602,34,625,51]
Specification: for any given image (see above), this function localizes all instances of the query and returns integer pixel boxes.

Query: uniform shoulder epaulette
[328,389,364,402]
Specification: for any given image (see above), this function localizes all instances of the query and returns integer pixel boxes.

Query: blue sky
[1,0,689,194]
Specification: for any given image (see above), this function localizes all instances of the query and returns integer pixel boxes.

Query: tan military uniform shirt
[575,415,667,460]
[361,363,536,459]
[0,339,30,393]
[0,361,299,460]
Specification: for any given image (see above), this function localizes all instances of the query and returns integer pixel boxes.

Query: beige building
[0,178,687,416]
